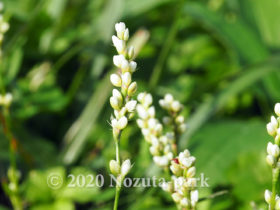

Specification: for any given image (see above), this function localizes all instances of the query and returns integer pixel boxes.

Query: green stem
[113,185,121,210]
[1,108,22,210]
[113,133,122,210]
[271,168,280,210]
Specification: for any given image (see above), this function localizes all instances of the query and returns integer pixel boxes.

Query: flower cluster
[265,103,280,209]
[0,93,12,107]
[264,190,280,209]
[109,22,136,180]
[110,22,137,139]
[160,94,187,135]
[162,149,199,209]
[136,92,175,167]
[0,2,9,54]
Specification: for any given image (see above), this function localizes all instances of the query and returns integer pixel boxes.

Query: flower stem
[113,133,122,210]
[1,108,22,210]
[270,168,280,210]
[113,185,121,210]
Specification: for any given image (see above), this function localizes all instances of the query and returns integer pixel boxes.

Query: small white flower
[143,94,153,107]
[136,119,145,128]
[191,190,199,205]
[148,118,157,128]
[110,74,122,87]
[112,89,122,101]
[121,159,132,176]
[121,59,129,71]
[178,124,187,133]
[111,118,118,128]
[267,142,280,157]
[267,122,277,136]
[115,22,126,39]
[112,35,125,53]
[265,189,272,203]
[109,160,120,175]
[128,47,134,59]
[110,96,121,110]
[187,166,196,178]
[147,106,155,117]
[180,198,189,207]
[122,72,131,87]
[181,156,196,168]
[266,154,276,166]
[137,92,145,103]
[123,28,129,41]
[153,156,169,167]
[137,104,148,119]
[113,55,126,68]
[0,22,9,33]
[172,193,182,203]
[127,82,137,96]
[271,116,278,128]
[129,61,137,72]
[176,116,185,124]
[171,101,181,112]
[154,123,163,134]
[164,94,174,104]
[275,103,280,117]
[117,116,128,130]
[3,93,13,106]
[125,100,137,112]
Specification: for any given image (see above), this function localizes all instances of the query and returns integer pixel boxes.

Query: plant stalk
[113,133,122,210]
[270,168,280,210]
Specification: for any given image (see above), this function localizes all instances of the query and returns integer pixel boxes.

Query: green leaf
[183,2,269,63]
[189,120,267,186]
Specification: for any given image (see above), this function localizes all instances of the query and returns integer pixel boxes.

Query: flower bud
[113,55,125,68]
[178,124,187,133]
[171,101,182,112]
[125,100,137,112]
[275,103,280,117]
[129,61,137,72]
[264,189,272,204]
[110,74,122,87]
[128,46,134,59]
[136,104,148,119]
[110,96,121,110]
[112,89,123,101]
[3,93,12,107]
[191,190,199,204]
[170,161,182,176]
[127,82,137,96]
[161,182,173,193]
[180,198,189,207]
[122,72,131,87]
[121,59,129,72]
[271,116,278,128]
[121,159,132,177]
[187,166,196,178]
[267,142,280,157]
[136,119,145,128]
[123,28,129,41]
[172,192,182,203]
[115,22,126,39]
[117,116,128,130]
[266,154,276,167]
[164,94,174,104]
[147,106,155,117]
[110,160,120,175]
[137,92,145,103]
[176,116,185,124]
[112,35,125,53]
[267,122,276,136]
[143,94,153,107]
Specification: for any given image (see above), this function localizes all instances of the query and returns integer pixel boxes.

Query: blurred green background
[0,0,279,209]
